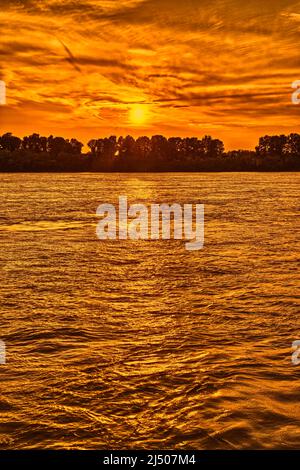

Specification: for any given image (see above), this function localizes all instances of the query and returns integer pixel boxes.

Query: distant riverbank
[0,132,299,172]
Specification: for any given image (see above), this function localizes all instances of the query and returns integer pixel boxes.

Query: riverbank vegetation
[0,132,299,172]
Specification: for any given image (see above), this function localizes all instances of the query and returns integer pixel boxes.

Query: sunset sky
[1,0,300,149]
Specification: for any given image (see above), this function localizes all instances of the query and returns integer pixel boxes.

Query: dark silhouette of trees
[283,133,300,157]
[0,133,85,171]
[22,133,47,152]
[254,133,300,170]
[47,135,83,156]
[0,131,299,172]
[256,135,287,157]
[88,136,117,171]
[135,136,151,160]
[117,135,136,170]
[0,133,21,152]
[150,135,168,167]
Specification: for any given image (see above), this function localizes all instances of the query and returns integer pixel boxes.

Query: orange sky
[1,0,300,150]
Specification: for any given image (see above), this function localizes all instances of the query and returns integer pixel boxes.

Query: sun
[129,105,148,125]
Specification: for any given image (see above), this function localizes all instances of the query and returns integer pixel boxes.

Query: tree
[256,135,287,157]
[283,133,300,157]
[200,135,224,158]
[47,136,67,156]
[135,136,151,161]
[69,138,83,154]
[150,135,168,166]
[22,133,47,152]
[0,133,21,152]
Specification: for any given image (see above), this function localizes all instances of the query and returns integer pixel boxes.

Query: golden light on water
[1,173,299,450]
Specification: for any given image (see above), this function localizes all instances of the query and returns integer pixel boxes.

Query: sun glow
[129,105,148,125]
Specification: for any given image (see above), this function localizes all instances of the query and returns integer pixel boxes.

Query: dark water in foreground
[0,173,299,449]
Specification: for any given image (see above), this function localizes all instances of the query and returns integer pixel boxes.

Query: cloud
[1,0,300,149]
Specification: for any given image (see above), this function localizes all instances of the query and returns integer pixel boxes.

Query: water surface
[0,173,299,449]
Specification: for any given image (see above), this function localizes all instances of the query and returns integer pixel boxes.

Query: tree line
[0,132,299,172]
